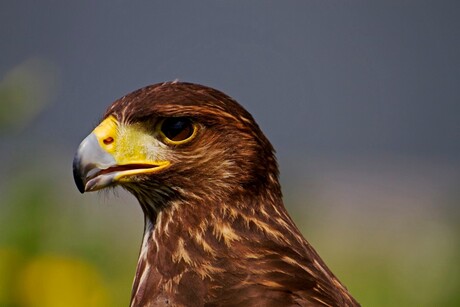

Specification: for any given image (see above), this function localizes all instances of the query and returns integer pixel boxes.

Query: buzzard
[73,82,359,306]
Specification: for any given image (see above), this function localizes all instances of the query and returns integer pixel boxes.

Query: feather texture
[87,82,360,306]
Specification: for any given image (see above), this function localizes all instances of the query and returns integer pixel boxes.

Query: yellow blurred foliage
[15,254,110,307]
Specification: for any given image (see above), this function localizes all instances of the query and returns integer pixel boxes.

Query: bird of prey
[73,82,359,307]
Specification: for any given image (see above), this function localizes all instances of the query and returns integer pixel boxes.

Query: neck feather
[129,182,306,300]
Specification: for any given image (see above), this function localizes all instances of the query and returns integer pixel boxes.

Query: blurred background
[1,1,459,306]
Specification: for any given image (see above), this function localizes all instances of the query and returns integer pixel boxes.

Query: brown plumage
[73,82,359,306]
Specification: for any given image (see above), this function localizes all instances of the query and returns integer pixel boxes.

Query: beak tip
[77,184,85,194]
[73,155,86,194]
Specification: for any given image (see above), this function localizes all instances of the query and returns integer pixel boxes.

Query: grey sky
[1,1,459,160]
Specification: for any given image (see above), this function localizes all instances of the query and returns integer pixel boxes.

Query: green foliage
[1,153,459,306]
[0,167,139,307]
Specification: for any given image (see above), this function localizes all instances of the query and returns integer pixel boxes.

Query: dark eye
[160,117,195,143]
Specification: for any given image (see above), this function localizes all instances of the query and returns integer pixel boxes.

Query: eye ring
[158,117,198,145]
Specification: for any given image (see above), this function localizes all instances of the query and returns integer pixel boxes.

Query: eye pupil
[161,118,194,142]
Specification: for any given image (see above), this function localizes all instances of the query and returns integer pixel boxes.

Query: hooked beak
[73,133,116,193]
[72,116,170,193]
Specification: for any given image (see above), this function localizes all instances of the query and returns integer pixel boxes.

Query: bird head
[72,82,360,307]
[73,82,280,214]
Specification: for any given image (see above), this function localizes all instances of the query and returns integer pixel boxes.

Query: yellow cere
[91,115,170,181]
[93,116,119,153]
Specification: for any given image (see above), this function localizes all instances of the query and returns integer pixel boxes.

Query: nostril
[103,137,114,145]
